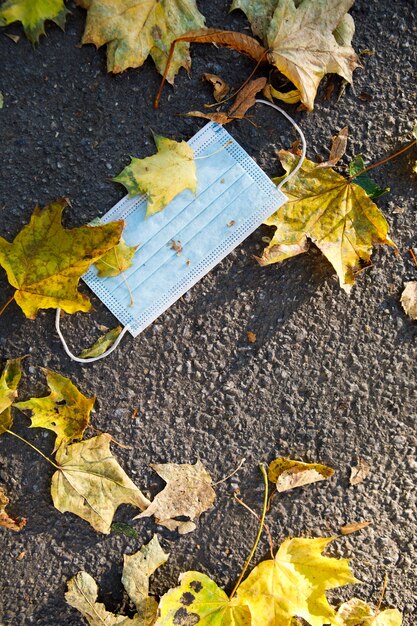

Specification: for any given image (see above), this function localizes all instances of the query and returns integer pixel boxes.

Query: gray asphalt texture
[0,1,416,624]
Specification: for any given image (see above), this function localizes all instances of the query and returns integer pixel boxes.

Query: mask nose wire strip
[55,101,306,364]
[255,99,307,188]
[55,308,131,364]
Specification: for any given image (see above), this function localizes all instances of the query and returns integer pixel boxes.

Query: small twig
[233,492,274,559]
[213,457,246,485]
[349,139,417,180]
[409,247,417,268]
[0,295,14,317]
[86,424,131,449]
[376,573,389,611]
[266,487,277,512]
[229,463,269,598]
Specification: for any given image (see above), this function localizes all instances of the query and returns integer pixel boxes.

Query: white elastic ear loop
[55,308,131,364]
[255,98,307,189]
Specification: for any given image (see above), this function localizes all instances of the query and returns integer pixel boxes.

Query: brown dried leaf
[0,487,26,532]
[136,460,215,531]
[401,281,417,319]
[247,331,257,343]
[340,520,372,535]
[203,73,230,102]
[349,458,370,485]
[186,77,266,125]
[168,28,267,63]
[316,126,349,169]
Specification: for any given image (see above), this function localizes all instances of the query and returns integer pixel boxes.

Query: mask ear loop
[55,309,131,364]
[255,99,307,188]
[55,101,306,364]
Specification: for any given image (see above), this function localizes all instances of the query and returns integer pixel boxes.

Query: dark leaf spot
[189,581,203,593]
[180,592,195,606]
[173,608,200,625]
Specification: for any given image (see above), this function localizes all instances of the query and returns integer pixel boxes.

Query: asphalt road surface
[0,1,416,624]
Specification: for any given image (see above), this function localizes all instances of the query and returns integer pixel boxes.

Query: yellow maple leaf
[51,433,150,533]
[75,0,205,79]
[259,151,393,292]
[15,368,95,452]
[237,537,359,626]
[0,199,123,318]
[0,358,22,435]
[156,571,252,626]
[0,0,69,44]
[114,135,197,217]
[94,237,138,277]
[335,598,402,626]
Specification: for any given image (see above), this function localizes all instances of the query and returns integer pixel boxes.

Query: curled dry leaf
[122,535,169,625]
[0,199,123,318]
[340,520,372,536]
[0,486,26,532]
[203,73,230,102]
[66,535,168,626]
[114,135,197,217]
[76,0,205,80]
[247,331,257,343]
[187,77,267,125]
[316,126,348,169]
[0,0,69,44]
[401,281,417,320]
[136,460,215,534]
[15,368,95,452]
[268,457,334,492]
[231,0,360,110]
[79,326,123,359]
[52,434,150,534]
[0,358,22,434]
[335,597,402,626]
[349,458,370,485]
[260,150,393,292]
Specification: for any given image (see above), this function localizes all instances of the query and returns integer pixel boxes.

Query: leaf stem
[229,463,269,598]
[0,295,15,317]
[6,429,59,469]
[233,492,274,559]
[349,139,416,180]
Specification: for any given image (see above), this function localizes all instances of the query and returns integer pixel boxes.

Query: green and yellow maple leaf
[0,358,22,435]
[259,151,393,292]
[79,326,123,359]
[75,0,205,79]
[335,598,402,626]
[0,198,123,318]
[15,368,95,452]
[51,433,150,533]
[94,237,138,277]
[0,0,69,44]
[66,535,168,625]
[114,135,197,217]
[231,0,359,110]
[237,537,358,626]
[156,571,251,626]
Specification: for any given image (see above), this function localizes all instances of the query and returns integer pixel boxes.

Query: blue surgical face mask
[56,101,306,363]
